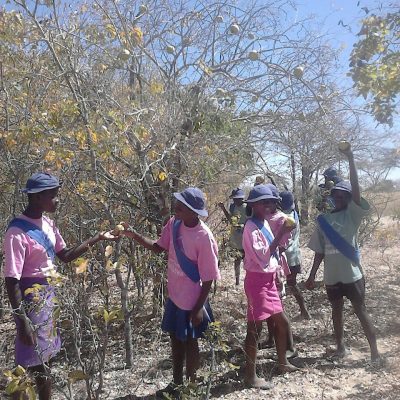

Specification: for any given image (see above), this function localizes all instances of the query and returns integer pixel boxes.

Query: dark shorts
[325,278,365,305]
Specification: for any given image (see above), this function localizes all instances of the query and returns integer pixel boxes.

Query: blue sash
[293,210,299,224]
[317,215,360,266]
[8,218,56,261]
[172,220,200,283]
[250,217,278,260]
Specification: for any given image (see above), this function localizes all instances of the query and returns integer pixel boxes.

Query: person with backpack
[4,173,117,400]
[306,144,380,362]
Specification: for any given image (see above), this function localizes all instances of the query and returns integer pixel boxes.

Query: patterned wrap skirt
[15,277,61,367]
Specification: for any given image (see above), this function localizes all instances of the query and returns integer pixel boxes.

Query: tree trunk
[300,164,312,225]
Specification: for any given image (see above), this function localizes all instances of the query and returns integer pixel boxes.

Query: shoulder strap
[317,215,360,266]
[251,217,274,244]
[293,210,299,224]
[8,218,56,261]
[250,217,278,260]
[172,219,200,283]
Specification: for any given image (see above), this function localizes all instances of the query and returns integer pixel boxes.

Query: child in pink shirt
[120,187,220,397]
[242,185,298,390]
[262,185,297,358]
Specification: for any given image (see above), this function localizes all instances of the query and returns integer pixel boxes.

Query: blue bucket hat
[323,167,338,179]
[280,191,294,211]
[265,183,280,200]
[229,188,245,199]
[173,187,208,217]
[331,180,352,194]
[246,184,279,203]
[22,173,61,194]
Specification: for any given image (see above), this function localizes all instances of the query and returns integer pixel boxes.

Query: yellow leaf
[5,380,20,395]
[131,26,143,46]
[158,171,167,181]
[199,60,212,76]
[13,366,26,377]
[103,309,110,323]
[26,386,36,400]
[105,259,114,271]
[148,150,158,160]
[149,81,164,95]
[24,287,36,296]
[105,24,116,38]
[74,258,89,274]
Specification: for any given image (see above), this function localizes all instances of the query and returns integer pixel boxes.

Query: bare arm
[120,229,164,253]
[217,202,232,222]
[305,253,324,289]
[5,277,34,345]
[57,231,118,263]
[190,280,213,327]
[340,144,361,205]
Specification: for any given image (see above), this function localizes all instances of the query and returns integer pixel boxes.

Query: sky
[293,0,400,180]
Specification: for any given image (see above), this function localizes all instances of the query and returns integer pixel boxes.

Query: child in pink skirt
[120,187,220,397]
[242,185,298,389]
[262,185,297,358]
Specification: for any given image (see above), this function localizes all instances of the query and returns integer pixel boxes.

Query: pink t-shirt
[242,219,279,273]
[3,214,66,279]
[266,211,292,276]
[156,217,220,311]
[265,211,291,248]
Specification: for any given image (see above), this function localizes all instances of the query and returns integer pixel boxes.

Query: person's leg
[170,335,185,385]
[330,297,347,357]
[29,365,51,400]
[265,318,275,347]
[185,338,200,381]
[284,311,297,358]
[347,280,380,361]
[287,271,310,319]
[234,256,241,286]
[244,320,271,388]
[270,312,298,373]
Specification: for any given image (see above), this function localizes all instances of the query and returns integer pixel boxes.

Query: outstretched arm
[340,144,361,205]
[120,229,164,253]
[57,231,118,263]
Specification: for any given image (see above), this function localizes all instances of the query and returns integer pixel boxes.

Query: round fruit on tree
[229,23,240,34]
[293,65,304,79]
[166,45,175,54]
[118,49,131,61]
[139,4,148,14]
[248,50,259,61]
[338,141,350,151]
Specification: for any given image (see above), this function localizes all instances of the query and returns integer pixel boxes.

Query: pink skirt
[244,271,283,321]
